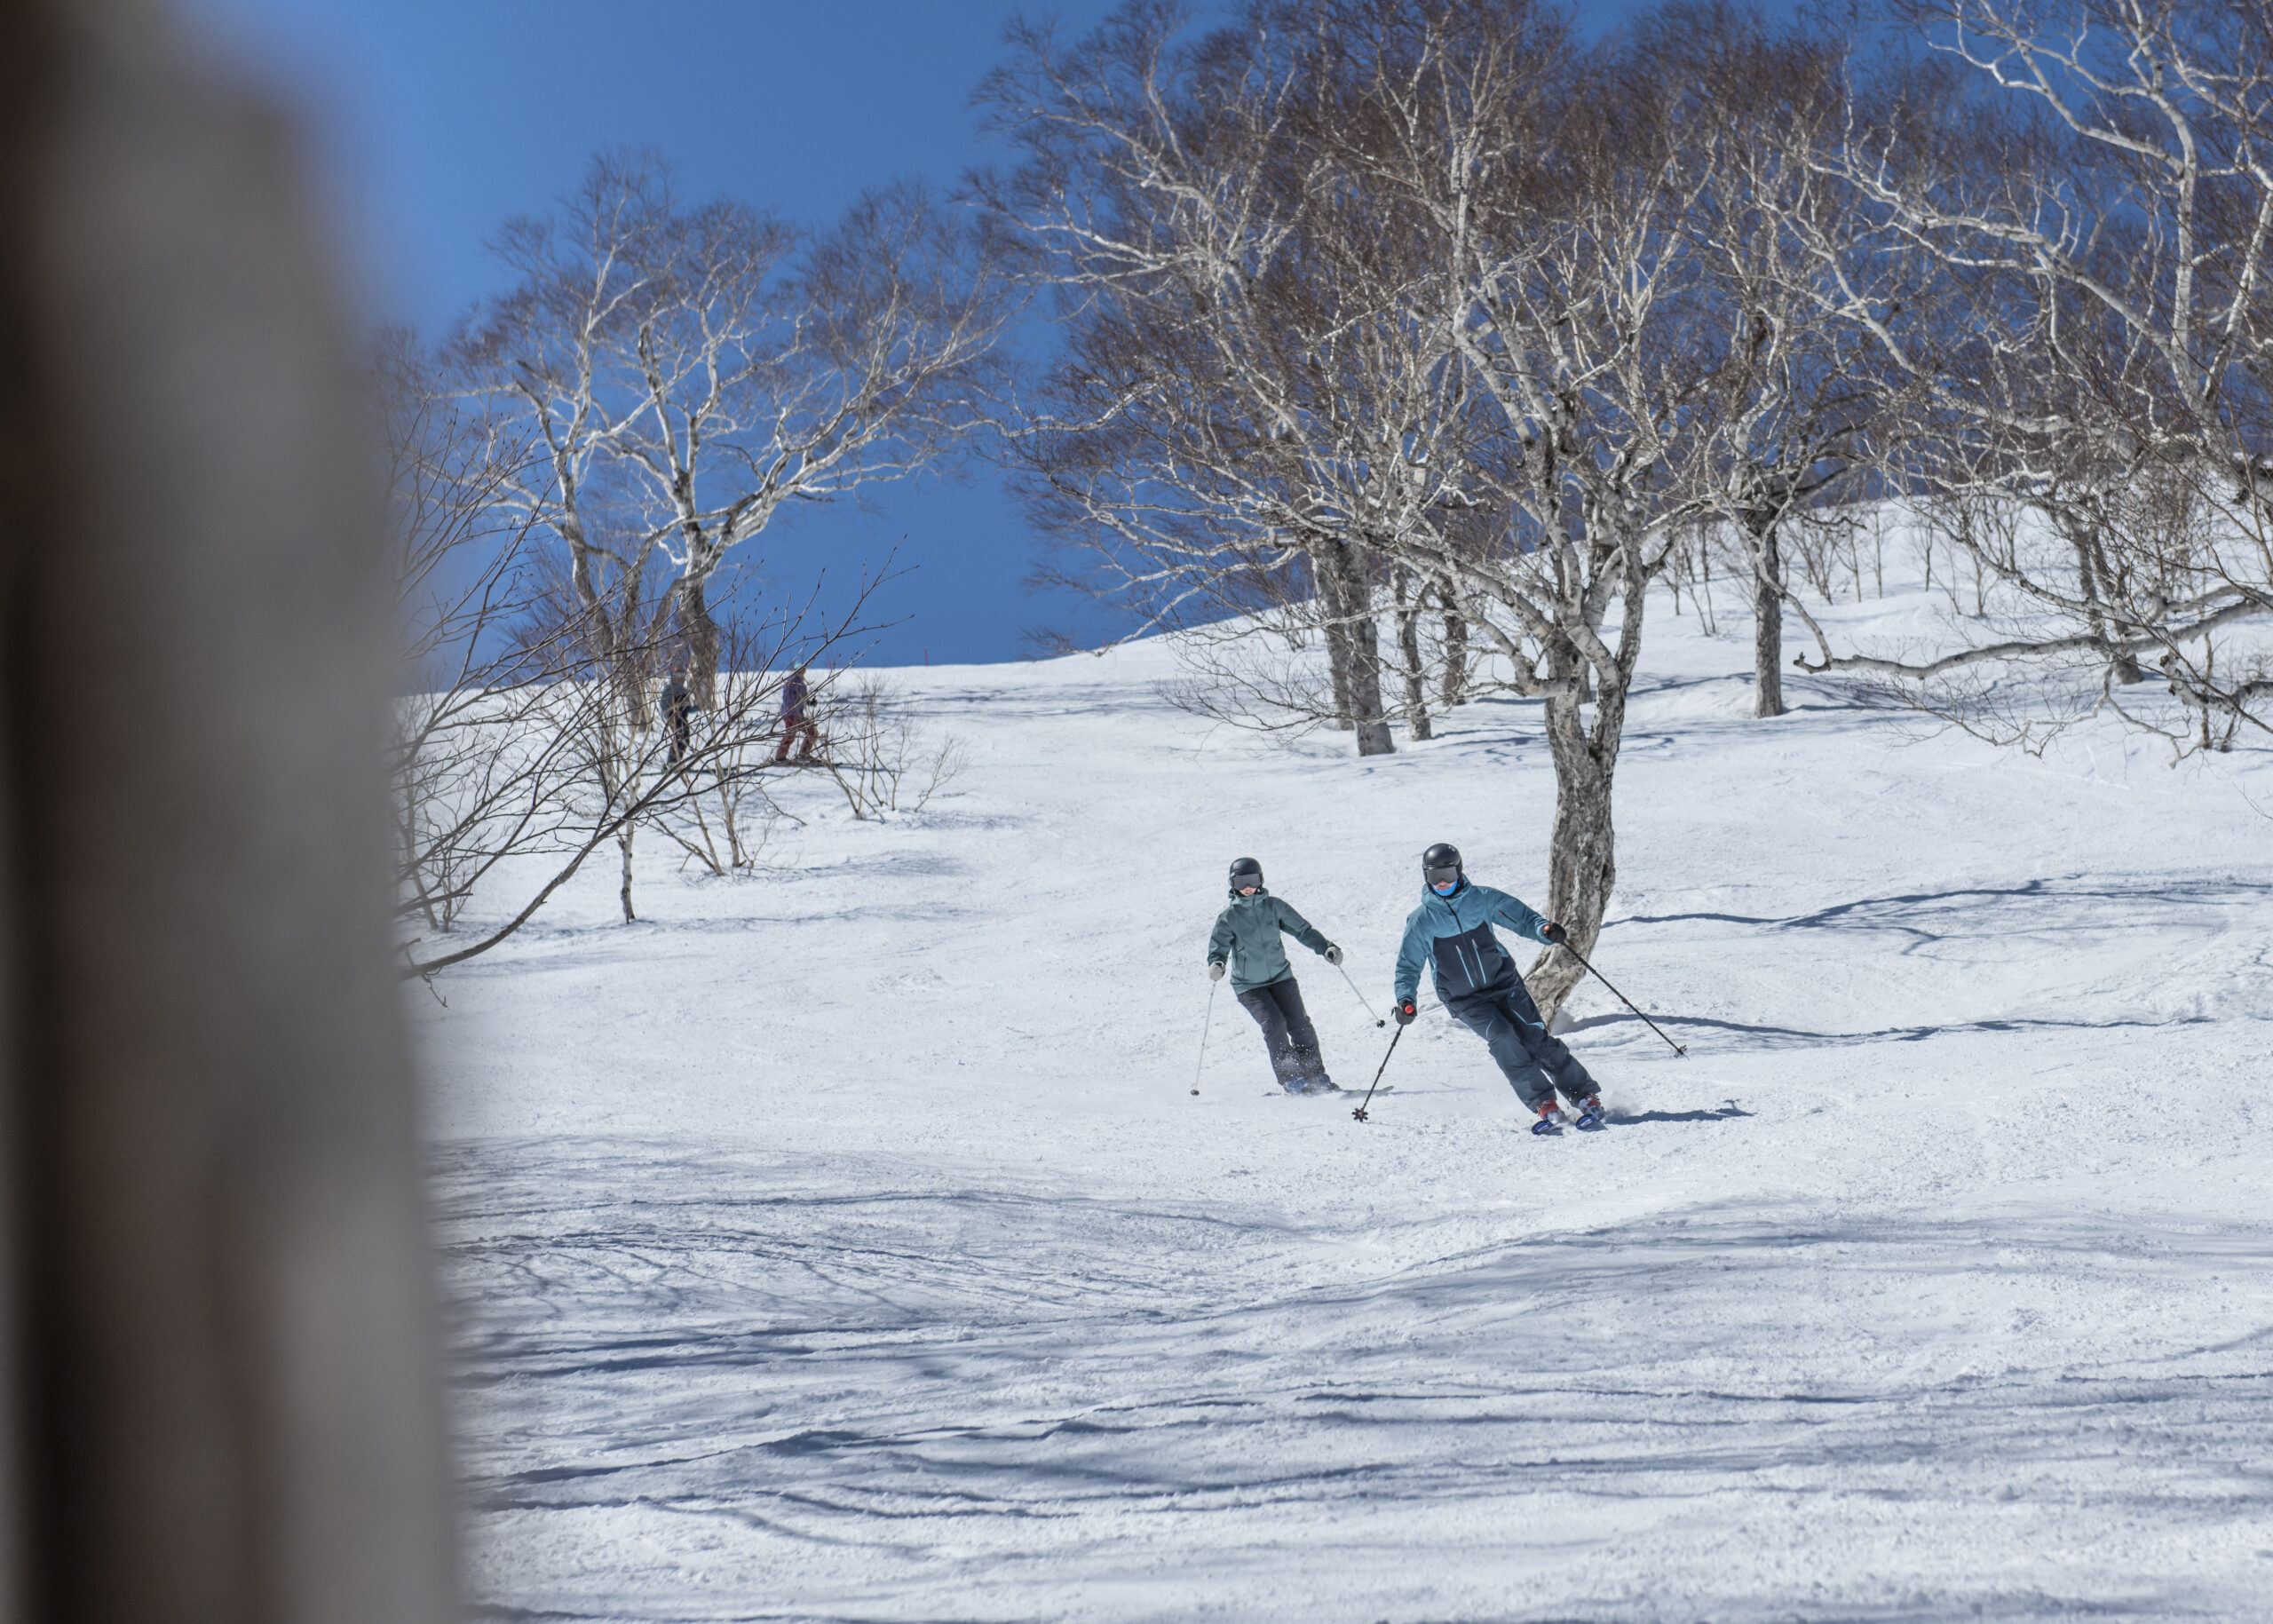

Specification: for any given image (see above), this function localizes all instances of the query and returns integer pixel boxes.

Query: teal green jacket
[1208,887,1334,994]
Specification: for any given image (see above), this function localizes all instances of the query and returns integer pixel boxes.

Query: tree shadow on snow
[1604,1100,1754,1126]
[1614,874,2273,939]
[1559,1008,2211,1050]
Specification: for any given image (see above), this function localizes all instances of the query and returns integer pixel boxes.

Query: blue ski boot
[1572,1094,1605,1131]
[1530,1099,1564,1136]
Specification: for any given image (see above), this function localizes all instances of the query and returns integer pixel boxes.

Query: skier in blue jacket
[1391,843,1604,1134]
[1207,856,1344,1095]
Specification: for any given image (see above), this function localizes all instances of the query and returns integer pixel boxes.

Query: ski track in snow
[422,581,2273,1622]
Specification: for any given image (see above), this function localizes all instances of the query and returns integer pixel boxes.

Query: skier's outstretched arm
[1272,898,1333,958]
[1471,885,1551,945]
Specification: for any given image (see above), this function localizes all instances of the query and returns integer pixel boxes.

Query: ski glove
[1324,944,1343,965]
[1542,922,1569,946]
[1208,961,1225,981]
[1395,998,1417,1026]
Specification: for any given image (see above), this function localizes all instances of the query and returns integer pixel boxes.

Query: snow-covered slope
[422,578,2273,1622]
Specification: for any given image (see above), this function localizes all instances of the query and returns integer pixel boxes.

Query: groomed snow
[422,574,2273,1622]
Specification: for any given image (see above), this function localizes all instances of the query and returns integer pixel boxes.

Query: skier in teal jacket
[1207,857,1343,1094]
[1391,842,1604,1133]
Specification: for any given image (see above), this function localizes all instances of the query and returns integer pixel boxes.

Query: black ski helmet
[1422,843,1463,889]
[1228,856,1264,891]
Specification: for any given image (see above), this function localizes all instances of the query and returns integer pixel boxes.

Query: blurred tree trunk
[1392,568,1431,741]
[1437,582,1469,708]
[1317,550,1355,730]
[1746,515,1786,718]
[1317,541,1394,756]
[0,3,457,1620]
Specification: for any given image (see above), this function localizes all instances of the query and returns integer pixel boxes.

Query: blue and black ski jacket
[1392,879,1551,1005]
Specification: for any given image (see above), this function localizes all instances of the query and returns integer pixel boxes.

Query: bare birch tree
[989,0,1826,1014]
[380,329,577,939]
[397,562,892,976]
[1344,4,1730,1012]
[381,326,897,972]
[977,3,1529,754]
[1651,3,1905,718]
[455,151,1018,708]
[1796,0,2273,751]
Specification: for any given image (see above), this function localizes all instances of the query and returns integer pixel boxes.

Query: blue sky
[178,0,1659,664]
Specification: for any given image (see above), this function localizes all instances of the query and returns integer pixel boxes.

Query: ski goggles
[1426,868,1461,891]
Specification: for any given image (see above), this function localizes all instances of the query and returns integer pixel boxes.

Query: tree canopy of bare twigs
[379,331,907,978]
[451,150,1020,708]
[977,2,1520,756]
[1641,2,1913,717]
[392,0,2273,1005]
[984,0,1889,1013]
[376,149,1014,975]
[1795,0,2273,752]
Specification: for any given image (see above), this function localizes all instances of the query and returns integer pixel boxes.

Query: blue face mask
[1431,878,1459,895]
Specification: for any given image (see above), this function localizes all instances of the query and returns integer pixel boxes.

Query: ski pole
[1350,1024,1404,1122]
[1559,941,1686,1057]
[1333,959,1386,1027]
[1190,979,1218,1096]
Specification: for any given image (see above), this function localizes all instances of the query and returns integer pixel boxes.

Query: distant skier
[774,664,820,763]
[658,666,697,766]
[1392,843,1605,1134]
[1207,857,1345,1096]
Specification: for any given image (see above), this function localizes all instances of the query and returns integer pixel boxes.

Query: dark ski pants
[1445,980,1595,1112]
[1237,976,1326,1087]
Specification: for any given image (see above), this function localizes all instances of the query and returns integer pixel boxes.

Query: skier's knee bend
[1506,1071,1556,1111]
